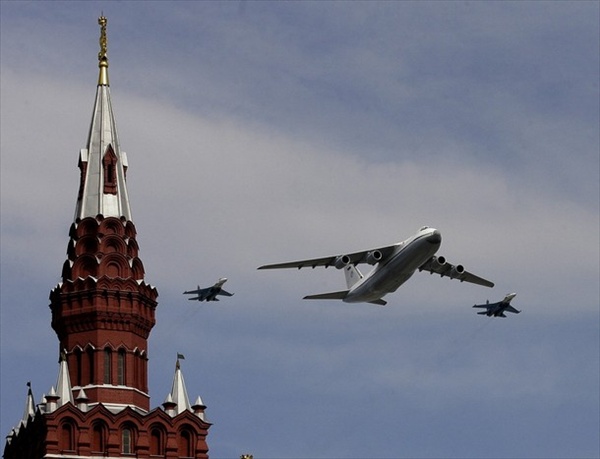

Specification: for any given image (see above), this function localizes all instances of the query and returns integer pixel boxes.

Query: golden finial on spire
[97,15,109,86]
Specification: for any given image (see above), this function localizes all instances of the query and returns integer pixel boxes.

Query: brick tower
[4,17,211,459]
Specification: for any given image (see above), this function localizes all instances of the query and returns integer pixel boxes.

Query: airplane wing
[419,256,494,288]
[184,288,209,301]
[304,291,388,306]
[258,244,399,270]
[472,303,492,309]
[219,290,234,297]
[505,305,521,314]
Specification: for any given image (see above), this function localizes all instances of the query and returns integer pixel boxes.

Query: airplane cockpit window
[419,226,429,231]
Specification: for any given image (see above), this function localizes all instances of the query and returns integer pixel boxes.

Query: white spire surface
[167,358,191,415]
[74,15,132,221]
[20,383,35,425]
[56,353,73,407]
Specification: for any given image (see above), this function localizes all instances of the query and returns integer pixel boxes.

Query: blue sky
[1,1,598,458]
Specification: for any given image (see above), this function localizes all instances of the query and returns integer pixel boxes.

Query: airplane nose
[427,230,441,244]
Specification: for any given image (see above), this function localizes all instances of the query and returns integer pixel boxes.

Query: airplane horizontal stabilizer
[303,290,349,301]
[368,299,387,306]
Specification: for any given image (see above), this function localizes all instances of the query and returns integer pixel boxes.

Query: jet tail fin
[304,290,349,301]
[344,265,363,288]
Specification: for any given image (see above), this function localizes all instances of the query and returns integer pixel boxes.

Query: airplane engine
[334,255,351,269]
[450,265,465,279]
[366,250,383,265]
[431,256,446,269]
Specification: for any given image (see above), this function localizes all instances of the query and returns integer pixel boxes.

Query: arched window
[102,146,118,195]
[122,427,132,454]
[149,427,164,456]
[118,349,126,385]
[60,420,75,452]
[103,348,112,384]
[91,422,107,453]
[178,428,194,458]
[87,347,95,385]
[75,348,83,386]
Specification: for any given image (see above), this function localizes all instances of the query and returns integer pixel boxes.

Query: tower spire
[165,356,192,416]
[20,382,35,425]
[97,15,109,86]
[55,351,73,408]
[4,17,211,459]
[75,14,132,221]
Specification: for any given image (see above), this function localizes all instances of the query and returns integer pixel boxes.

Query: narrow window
[122,428,132,454]
[92,423,106,453]
[75,349,82,386]
[102,146,118,194]
[178,429,193,457]
[78,161,88,200]
[150,428,163,456]
[60,422,74,451]
[118,349,126,385]
[87,348,95,385]
[104,348,112,384]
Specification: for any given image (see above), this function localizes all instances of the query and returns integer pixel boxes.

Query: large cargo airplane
[258,226,494,306]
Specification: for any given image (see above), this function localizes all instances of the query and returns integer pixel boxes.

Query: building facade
[3,17,211,459]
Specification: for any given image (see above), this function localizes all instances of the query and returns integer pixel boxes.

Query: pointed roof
[75,15,132,222]
[21,382,35,425]
[55,352,73,407]
[166,357,191,415]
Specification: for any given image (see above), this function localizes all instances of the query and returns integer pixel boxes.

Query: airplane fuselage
[344,227,442,303]
[474,293,518,317]
[258,225,493,305]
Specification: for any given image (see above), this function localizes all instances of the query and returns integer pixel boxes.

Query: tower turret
[4,17,210,458]
[49,15,158,413]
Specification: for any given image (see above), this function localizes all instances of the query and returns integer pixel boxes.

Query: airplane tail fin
[344,265,363,289]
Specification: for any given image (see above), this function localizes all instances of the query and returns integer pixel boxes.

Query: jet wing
[505,305,521,314]
[258,244,399,270]
[219,290,234,297]
[184,288,210,301]
[419,256,494,288]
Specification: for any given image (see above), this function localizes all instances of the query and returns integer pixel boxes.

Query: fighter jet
[258,226,493,306]
[473,293,520,317]
[183,278,233,302]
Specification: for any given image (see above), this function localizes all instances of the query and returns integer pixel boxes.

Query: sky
[1,1,599,458]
